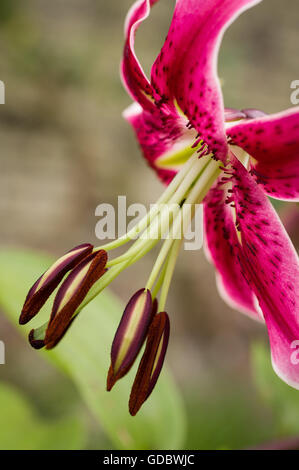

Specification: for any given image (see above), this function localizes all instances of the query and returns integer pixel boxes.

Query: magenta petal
[151,0,261,161]
[230,156,299,388]
[123,103,187,185]
[227,107,299,201]
[203,181,259,319]
[121,0,158,111]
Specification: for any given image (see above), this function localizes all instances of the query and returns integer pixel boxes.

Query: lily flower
[121,0,299,389]
[20,0,299,414]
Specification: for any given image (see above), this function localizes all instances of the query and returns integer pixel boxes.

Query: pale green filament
[159,239,182,311]
[151,260,168,300]
[105,153,212,268]
[145,157,221,300]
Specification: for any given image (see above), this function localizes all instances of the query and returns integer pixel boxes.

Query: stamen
[28,151,222,354]
[107,288,153,390]
[129,312,170,416]
[158,239,182,311]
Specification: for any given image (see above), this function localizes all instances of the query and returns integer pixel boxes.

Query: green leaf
[0,382,85,450]
[0,249,186,449]
[251,342,299,434]
[184,384,275,449]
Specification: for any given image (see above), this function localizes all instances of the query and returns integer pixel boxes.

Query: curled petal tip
[241,108,268,119]
[108,288,153,388]
[224,108,246,122]
[44,249,108,349]
[19,243,93,325]
[129,311,170,416]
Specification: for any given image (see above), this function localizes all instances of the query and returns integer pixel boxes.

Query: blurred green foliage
[1,247,299,449]
[0,249,186,450]
[0,382,85,450]
[252,343,299,437]
[185,386,274,450]
[0,0,19,25]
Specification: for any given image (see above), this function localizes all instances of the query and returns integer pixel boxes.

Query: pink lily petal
[230,156,299,388]
[124,102,191,184]
[227,107,299,201]
[203,180,259,319]
[151,0,261,161]
[121,0,158,111]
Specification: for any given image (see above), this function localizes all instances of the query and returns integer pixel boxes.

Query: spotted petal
[123,102,197,184]
[203,181,259,319]
[231,156,299,388]
[151,0,262,161]
[227,107,299,201]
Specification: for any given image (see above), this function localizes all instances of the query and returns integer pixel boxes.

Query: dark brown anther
[107,288,153,391]
[129,311,170,416]
[19,243,93,325]
[44,250,107,349]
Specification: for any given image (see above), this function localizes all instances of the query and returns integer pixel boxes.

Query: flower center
[83,109,268,312]
[30,151,222,343]
[85,153,221,310]
[30,106,266,342]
